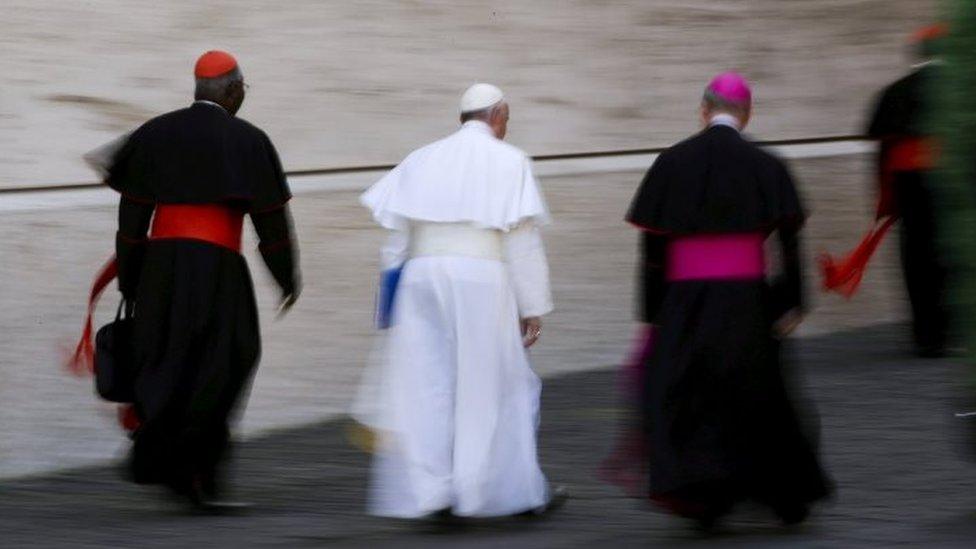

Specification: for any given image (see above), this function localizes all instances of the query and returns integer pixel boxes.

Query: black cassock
[107,102,299,495]
[867,64,948,356]
[627,125,831,519]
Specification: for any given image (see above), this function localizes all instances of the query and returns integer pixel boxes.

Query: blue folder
[376,266,403,329]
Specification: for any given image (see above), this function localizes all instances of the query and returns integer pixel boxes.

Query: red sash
[877,137,938,219]
[887,137,938,173]
[150,204,243,252]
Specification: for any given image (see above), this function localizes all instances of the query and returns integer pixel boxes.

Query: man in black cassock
[106,50,300,510]
[627,72,831,528]
[866,25,948,357]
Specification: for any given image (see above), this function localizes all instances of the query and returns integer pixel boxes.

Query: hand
[773,308,803,337]
[521,317,543,348]
[276,291,299,320]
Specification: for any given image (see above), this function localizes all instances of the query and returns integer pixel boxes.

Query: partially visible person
[75,50,300,511]
[867,24,948,357]
[822,25,948,357]
[355,83,564,519]
[628,72,832,528]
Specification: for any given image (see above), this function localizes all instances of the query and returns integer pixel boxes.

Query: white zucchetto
[459,83,504,113]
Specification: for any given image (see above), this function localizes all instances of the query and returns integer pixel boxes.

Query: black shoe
[422,508,456,522]
[185,478,250,515]
[188,490,251,514]
[692,502,732,533]
[695,512,720,533]
[775,503,809,526]
[917,346,947,359]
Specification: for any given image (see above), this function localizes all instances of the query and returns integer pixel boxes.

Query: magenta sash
[666,233,765,281]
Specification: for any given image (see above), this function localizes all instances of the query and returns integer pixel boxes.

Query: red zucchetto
[194,50,238,78]
[910,23,948,44]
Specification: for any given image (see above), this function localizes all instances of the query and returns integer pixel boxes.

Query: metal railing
[0,133,868,195]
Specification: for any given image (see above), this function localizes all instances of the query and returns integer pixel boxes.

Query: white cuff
[504,224,554,317]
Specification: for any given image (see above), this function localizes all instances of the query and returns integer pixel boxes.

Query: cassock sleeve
[116,196,155,300]
[639,232,668,324]
[866,86,901,219]
[251,205,301,299]
[769,223,805,321]
[626,152,671,231]
[772,157,806,230]
[503,224,554,318]
[629,154,671,323]
[250,131,293,214]
[768,160,806,318]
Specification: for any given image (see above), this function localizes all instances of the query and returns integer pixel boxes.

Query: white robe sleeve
[380,229,409,271]
[503,223,554,318]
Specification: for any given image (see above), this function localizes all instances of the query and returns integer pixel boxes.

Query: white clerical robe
[355,120,554,518]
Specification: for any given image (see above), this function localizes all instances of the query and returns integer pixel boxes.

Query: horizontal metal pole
[0,134,869,196]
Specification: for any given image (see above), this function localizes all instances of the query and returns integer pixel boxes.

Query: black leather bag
[94,300,136,403]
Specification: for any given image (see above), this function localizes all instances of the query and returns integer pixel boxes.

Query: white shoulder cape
[360,123,550,231]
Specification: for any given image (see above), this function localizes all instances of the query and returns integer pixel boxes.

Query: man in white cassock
[356,83,562,519]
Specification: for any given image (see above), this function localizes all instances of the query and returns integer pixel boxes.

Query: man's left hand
[276,291,299,320]
[521,317,543,348]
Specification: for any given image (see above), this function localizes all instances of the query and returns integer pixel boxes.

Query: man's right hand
[773,308,803,338]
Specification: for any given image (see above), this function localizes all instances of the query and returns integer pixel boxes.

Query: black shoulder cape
[106,103,291,212]
[867,64,936,139]
[626,125,804,234]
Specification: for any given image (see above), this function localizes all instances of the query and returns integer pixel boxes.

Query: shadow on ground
[2,323,976,548]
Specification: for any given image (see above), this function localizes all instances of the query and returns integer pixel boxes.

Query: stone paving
[2,324,975,548]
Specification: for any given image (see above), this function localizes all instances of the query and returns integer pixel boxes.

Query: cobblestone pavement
[2,323,975,548]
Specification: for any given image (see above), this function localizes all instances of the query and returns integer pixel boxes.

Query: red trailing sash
[819,137,937,297]
[819,216,898,298]
[67,204,244,374]
[66,257,119,375]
